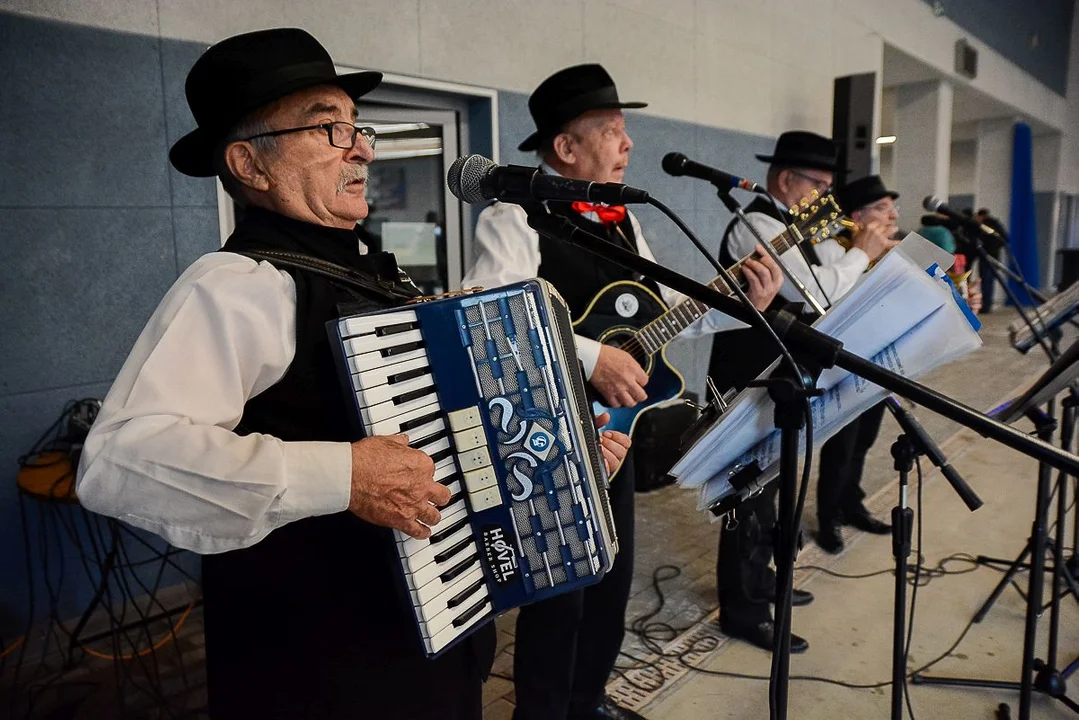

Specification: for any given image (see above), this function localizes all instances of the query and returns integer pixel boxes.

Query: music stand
[913,337,1079,718]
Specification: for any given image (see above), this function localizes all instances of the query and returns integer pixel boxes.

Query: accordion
[328,279,618,657]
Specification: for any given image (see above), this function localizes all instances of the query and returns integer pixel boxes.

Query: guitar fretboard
[629,227,802,358]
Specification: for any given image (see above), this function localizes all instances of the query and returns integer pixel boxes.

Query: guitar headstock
[787,190,855,246]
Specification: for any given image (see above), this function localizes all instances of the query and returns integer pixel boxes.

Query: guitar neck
[633,226,802,356]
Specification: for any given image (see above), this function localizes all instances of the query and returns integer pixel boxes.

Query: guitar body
[573,280,686,439]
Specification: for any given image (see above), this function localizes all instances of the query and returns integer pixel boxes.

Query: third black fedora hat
[169,28,383,178]
[518,64,646,152]
[756,131,841,173]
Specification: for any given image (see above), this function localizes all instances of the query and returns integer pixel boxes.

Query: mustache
[337,164,369,193]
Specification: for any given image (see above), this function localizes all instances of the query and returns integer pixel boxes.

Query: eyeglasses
[865,201,900,215]
[241,122,377,150]
[789,170,832,191]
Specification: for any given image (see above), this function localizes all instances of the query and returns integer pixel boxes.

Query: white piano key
[360,394,441,428]
[447,406,482,433]
[350,355,430,390]
[410,557,483,613]
[396,499,468,556]
[344,328,424,357]
[425,596,493,654]
[366,400,441,436]
[338,310,418,338]
[353,372,435,407]
[347,345,429,374]
[403,528,478,590]
[412,563,486,628]
[433,454,458,482]
[468,484,503,512]
[400,523,474,575]
[417,575,489,638]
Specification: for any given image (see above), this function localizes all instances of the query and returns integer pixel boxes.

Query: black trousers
[512,451,637,720]
[716,482,779,629]
[817,402,886,526]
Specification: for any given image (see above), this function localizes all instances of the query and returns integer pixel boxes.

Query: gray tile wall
[497,91,775,402]
[0,14,216,635]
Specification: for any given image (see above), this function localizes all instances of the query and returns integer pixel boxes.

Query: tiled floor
[4,310,1071,720]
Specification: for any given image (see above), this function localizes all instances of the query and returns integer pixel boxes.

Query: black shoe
[571,696,647,720]
[846,509,891,534]
[722,621,809,654]
[765,587,814,606]
[817,522,845,554]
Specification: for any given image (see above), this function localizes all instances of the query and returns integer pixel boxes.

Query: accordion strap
[232,249,420,302]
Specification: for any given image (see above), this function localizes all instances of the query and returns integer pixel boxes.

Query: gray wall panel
[0,14,170,207]
[160,39,218,208]
[173,206,221,271]
[0,209,177,395]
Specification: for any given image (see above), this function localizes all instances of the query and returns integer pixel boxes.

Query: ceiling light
[876,135,897,145]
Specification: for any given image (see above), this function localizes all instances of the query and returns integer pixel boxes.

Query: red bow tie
[571,201,626,226]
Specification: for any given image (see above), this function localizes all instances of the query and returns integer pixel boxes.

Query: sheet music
[671,233,983,515]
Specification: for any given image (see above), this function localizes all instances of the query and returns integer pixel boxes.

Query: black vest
[708,197,821,394]
[201,207,494,714]
[535,201,661,333]
[717,195,821,269]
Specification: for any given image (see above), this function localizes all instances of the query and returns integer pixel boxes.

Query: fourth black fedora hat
[169,28,383,178]
[518,64,646,152]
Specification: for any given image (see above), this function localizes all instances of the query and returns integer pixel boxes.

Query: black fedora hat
[518,64,646,152]
[835,174,899,213]
[169,28,383,178]
[756,130,841,172]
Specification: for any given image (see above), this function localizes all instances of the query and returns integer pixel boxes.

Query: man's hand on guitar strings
[594,412,632,475]
[591,344,649,408]
[743,245,785,310]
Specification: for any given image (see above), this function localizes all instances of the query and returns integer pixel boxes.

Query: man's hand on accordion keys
[348,434,452,540]
[595,412,632,476]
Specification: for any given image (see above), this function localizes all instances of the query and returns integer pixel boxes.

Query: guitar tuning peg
[799,213,809,222]
[811,189,819,199]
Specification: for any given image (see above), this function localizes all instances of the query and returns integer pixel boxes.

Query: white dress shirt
[463,201,745,377]
[724,198,869,309]
[76,253,352,555]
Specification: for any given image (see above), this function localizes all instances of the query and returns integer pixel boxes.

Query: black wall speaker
[832,72,877,190]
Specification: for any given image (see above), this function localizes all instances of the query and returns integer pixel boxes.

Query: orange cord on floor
[61,601,196,662]
[0,636,26,659]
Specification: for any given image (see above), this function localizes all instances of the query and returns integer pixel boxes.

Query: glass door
[356,105,462,294]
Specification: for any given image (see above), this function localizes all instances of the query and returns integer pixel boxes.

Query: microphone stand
[884,395,983,720]
[520,203,1079,720]
[714,190,827,317]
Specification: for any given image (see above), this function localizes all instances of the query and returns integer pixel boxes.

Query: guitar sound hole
[601,329,655,376]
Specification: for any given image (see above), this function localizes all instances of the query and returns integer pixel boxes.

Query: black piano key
[434,535,475,565]
[452,595,491,627]
[429,516,470,545]
[388,365,431,384]
[381,340,425,358]
[410,428,449,450]
[374,320,420,336]
[446,578,485,610]
[430,446,454,464]
[439,552,479,584]
[401,410,442,432]
[394,385,436,405]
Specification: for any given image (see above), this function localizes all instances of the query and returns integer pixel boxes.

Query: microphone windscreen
[923,195,944,212]
[453,155,498,204]
[446,156,466,199]
[661,152,688,176]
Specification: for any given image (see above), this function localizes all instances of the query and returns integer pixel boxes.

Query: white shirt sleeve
[463,202,603,378]
[629,213,747,336]
[725,212,869,308]
[76,253,353,555]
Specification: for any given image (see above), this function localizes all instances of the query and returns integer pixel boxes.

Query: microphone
[661,152,766,193]
[923,196,1003,241]
[447,154,649,206]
